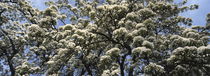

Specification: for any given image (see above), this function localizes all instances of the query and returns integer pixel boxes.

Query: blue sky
[30,0,210,26]
[182,0,210,25]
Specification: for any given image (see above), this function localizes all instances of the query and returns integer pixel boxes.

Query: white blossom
[132,47,151,56]
[106,48,120,56]
[113,27,128,38]
[142,41,154,49]
[144,63,165,74]
[47,61,55,65]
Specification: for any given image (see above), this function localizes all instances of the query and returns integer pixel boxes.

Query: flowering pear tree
[0,0,209,76]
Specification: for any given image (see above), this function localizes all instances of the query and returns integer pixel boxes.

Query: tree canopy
[0,0,209,76]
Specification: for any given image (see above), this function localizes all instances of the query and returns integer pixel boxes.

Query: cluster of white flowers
[27,24,44,36]
[100,55,111,63]
[101,70,111,76]
[106,48,120,57]
[39,46,46,51]
[75,29,89,36]
[39,17,57,27]
[0,40,6,47]
[63,24,75,31]
[144,63,165,74]
[185,32,199,38]
[57,48,69,56]
[170,35,192,47]
[132,47,151,57]
[132,36,144,47]
[126,12,138,20]
[131,27,147,36]
[30,46,39,52]
[111,69,120,75]
[135,23,145,29]
[113,27,128,38]
[55,32,64,40]
[72,34,85,41]
[86,23,97,31]
[182,28,195,34]
[198,46,210,55]
[142,41,154,49]
[97,5,128,13]
[118,20,125,26]
[137,8,156,18]
[172,46,197,59]
[167,55,177,62]
[75,46,82,52]
[172,47,185,55]
[89,10,96,19]
[47,60,55,65]
[43,5,58,17]
[16,62,40,74]
[67,42,76,49]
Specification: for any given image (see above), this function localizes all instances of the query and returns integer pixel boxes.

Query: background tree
[0,0,209,76]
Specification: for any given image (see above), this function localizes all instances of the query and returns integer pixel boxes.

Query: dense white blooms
[28,24,44,36]
[1,0,209,76]
[47,61,55,65]
[185,32,199,38]
[100,55,111,63]
[97,5,128,13]
[75,29,89,36]
[67,42,76,49]
[106,48,120,57]
[144,63,165,74]
[39,46,46,51]
[57,48,69,56]
[63,24,75,30]
[132,36,144,47]
[102,70,111,76]
[126,12,138,20]
[132,47,151,57]
[198,46,210,54]
[142,41,154,49]
[113,27,128,38]
[131,27,148,36]
[137,8,156,18]
[74,46,82,52]
[135,23,145,29]
[111,69,120,75]
[72,34,85,41]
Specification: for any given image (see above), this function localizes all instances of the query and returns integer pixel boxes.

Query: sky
[30,0,210,26]
[181,0,210,25]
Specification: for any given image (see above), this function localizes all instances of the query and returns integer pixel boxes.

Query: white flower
[28,24,44,36]
[47,61,55,65]
[113,27,128,38]
[106,48,120,56]
[58,48,69,55]
[198,46,210,54]
[132,36,144,47]
[136,23,145,29]
[63,24,75,30]
[132,47,151,56]
[67,42,76,49]
[126,12,137,19]
[144,63,165,74]
[100,55,111,63]
[142,41,154,49]
[111,69,120,75]
[102,70,111,76]
[72,34,84,41]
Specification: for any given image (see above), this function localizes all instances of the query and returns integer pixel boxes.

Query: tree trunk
[8,60,15,76]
